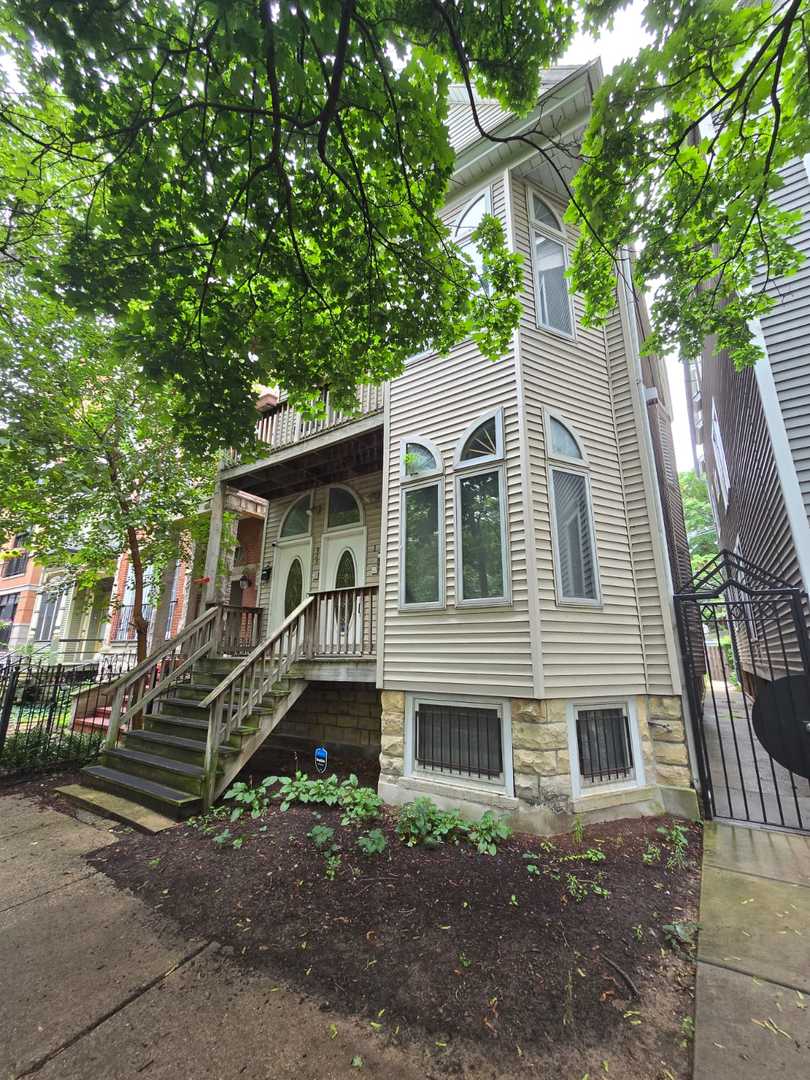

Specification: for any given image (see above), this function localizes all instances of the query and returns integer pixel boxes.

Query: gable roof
[446,66,586,153]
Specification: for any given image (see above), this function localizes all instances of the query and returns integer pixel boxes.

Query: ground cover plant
[87,766,701,1079]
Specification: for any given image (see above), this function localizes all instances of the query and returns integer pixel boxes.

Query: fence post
[44,663,64,735]
[0,662,20,757]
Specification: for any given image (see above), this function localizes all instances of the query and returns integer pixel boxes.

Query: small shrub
[642,842,662,865]
[467,811,512,855]
[572,816,584,845]
[662,920,699,953]
[562,847,605,864]
[308,824,336,849]
[223,776,275,821]
[357,828,387,856]
[566,873,589,902]
[658,823,690,869]
[339,776,383,826]
[0,728,103,774]
[324,850,342,880]
[395,797,468,848]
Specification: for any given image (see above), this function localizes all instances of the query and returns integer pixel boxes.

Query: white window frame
[453,187,492,293]
[526,185,575,340]
[455,464,511,607]
[454,406,505,469]
[399,434,443,482]
[710,401,731,507]
[566,698,645,801]
[404,692,514,796]
[399,474,445,611]
[545,411,601,607]
[279,492,313,538]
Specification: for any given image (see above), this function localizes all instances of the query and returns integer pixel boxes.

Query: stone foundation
[376,689,699,834]
[272,682,381,757]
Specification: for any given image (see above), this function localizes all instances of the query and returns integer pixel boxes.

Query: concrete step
[55,783,178,833]
[81,764,201,819]
[101,747,206,795]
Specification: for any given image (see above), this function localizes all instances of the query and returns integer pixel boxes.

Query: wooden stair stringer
[212,678,308,800]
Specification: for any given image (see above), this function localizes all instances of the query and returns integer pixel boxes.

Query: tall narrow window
[400,438,443,609]
[455,410,509,605]
[711,401,731,507]
[35,591,61,642]
[528,191,573,336]
[3,534,30,578]
[546,413,599,604]
[454,189,491,291]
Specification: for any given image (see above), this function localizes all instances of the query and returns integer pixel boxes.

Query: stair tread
[106,747,205,777]
[149,713,258,736]
[83,765,199,806]
[126,730,237,755]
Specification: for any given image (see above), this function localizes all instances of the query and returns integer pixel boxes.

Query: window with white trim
[455,410,509,605]
[400,439,443,609]
[280,494,311,537]
[574,705,636,788]
[547,414,600,604]
[35,591,62,642]
[327,485,362,529]
[454,188,491,292]
[528,191,573,336]
[413,698,505,783]
[710,401,731,507]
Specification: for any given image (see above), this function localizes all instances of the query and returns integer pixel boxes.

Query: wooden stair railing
[199,595,314,807]
[103,605,223,752]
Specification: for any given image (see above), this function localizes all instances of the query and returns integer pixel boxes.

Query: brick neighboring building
[0,534,42,648]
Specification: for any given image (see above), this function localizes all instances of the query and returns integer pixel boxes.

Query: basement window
[574,705,635,788]
[414,700,504,782]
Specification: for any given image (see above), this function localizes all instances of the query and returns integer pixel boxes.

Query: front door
[268,538,312,631]
[318,527,367,652]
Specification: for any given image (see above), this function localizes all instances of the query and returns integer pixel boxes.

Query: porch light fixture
[260,565,272,583]
[239,574,252,591]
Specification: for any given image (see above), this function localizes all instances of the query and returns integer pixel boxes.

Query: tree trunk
[127,528,150,665]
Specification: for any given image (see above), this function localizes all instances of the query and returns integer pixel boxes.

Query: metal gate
[674,550,810,832]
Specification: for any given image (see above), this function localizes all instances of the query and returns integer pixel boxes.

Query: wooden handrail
[107,605,219,693]
[198,595,313,710]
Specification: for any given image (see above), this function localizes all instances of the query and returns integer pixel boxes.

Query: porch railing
[255,385,385,453]
[199,595,314,805]
[103,604,223,751]
[304,585,378,658]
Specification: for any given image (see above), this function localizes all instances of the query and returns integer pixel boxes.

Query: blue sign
[314,745,328,774]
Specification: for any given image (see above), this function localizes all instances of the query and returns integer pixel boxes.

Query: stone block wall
[272,682,381,756]
[646,694,691,788]
[379,690,405,778]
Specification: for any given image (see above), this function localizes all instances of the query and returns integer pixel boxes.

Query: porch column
[203,479,226,606]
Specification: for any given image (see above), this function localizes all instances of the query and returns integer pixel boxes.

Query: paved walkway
[0,794,425,1080]
[694,821,810,1078]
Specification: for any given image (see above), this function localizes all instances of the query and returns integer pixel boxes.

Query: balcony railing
[255,385,385,454]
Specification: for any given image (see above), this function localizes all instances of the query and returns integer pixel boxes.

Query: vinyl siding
[257,472,383,612]
[759,158,810,520]
[381,177,534,697]
[510,175,675,696]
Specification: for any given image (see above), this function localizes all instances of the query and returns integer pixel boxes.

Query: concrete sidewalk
[693,821,810,1078]
[0,794,426,1080]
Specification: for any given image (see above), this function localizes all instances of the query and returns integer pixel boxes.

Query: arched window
[334,549,356,590]
[454,189,491,291]
[546,412,599,604]
[400,436,441,480]
[454,409,509,605]
[327,486,362,529]
[283,557,304,617]
[528,190,573,337]
[400,437,444,609]
[280,495,311,538]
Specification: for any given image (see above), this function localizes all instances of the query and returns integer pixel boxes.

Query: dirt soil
[79,768,701,1080]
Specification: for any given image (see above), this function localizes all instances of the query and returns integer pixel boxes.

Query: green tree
[0,1,806,449]
[0,287,216,661]
[679,469,719,574]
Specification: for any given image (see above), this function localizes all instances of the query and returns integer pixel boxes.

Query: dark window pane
[284,558,304,617]
[404,485,440,604]
[549,417,582,459]
[334,549,356,589]
[35,593,61,641]
[328,487,361,528]
[281,496,310,537]
[459,470,504,600]
[534,234,571,334]
[576,708,633,784]
[460,417,498,461]
[416,703,502,779]
[404,441,437,477]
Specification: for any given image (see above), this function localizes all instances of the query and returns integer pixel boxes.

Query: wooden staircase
[80,600,312,819]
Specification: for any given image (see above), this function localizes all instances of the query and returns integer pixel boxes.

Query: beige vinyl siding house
[148,60,696,832]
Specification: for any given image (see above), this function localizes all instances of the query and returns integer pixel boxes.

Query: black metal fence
[0,651,136,779]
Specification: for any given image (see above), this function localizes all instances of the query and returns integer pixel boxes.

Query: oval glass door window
[284,558,303,617]
[335,549,356,589]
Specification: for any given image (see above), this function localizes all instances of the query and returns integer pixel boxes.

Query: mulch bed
[85,777,702,1079]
